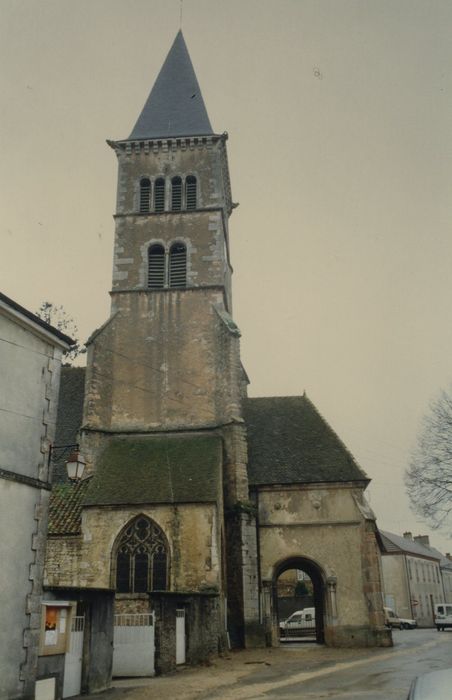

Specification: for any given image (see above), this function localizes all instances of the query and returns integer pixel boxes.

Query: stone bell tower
[76,31,260,649]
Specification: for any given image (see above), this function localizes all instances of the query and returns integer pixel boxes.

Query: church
[43,31,390,688]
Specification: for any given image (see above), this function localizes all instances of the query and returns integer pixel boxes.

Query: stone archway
[273,556,326,644]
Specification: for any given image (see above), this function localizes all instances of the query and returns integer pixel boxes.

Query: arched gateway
[273,556,326,644]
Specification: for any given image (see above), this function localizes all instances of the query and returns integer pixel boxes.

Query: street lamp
[48,443,86,481]
[65,450,86,481]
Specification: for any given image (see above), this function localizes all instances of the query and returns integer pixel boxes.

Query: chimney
[446,553,452,561]
[414,535,430,547]
[403,532,413,540]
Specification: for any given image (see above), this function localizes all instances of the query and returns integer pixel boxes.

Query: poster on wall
[44,607,58,646]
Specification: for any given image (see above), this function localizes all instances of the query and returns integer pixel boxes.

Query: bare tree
[35,301,84,364]
[406,388,452,531]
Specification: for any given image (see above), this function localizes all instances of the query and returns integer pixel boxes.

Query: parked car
[279,608,316,637]
[399,617,418,630]
[407,668,452,699]
[384,606,402,629]
[434,603,452,631]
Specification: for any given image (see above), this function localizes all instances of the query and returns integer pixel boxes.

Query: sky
[1,0,452,553]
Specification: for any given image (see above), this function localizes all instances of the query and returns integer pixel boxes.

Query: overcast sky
[1,0,452,553]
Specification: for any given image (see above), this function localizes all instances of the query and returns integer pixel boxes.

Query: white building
[380,530,445,627]
[0,292,72,699]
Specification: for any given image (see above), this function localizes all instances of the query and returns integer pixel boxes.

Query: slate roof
[128,31,213,140]
[82,435,222,507]
[379,530,443,561]
[48,478,92,535]
[0,291,74,346]
[51,366,86,484]
[244,395,369,486]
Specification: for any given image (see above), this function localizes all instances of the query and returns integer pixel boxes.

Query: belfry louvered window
[169,242,187,288]
[154,178,165,213]
[139,178,151,213]
[148,244,165,288]
[114,516,168,593]
[185,176,197,210]
[171,176,182,211]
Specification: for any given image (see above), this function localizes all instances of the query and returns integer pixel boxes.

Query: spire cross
[180,0,183,29]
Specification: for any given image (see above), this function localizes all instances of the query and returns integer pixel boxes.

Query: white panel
[63,617,84,698]
[113,613,155,677]
[176,609,186,665]
[35,678,55,700]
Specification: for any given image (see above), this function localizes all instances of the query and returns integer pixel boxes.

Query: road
[107,629,452,700]
[206,630,452,699]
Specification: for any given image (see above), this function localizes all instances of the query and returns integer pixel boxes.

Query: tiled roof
[48,478,92,535]
[128,31,213,140]
[379,530,443,561]
[83,434,222,506]
[51,366,86,483]
[244,395,368,486]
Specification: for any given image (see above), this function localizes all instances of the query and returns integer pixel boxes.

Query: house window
[114,516,168,593]
[169,242,187,288]
[171,176,182,211]
[139,178,151,213]
[185,176,197,210]
[154,178,165,213]
[148,244,165,288]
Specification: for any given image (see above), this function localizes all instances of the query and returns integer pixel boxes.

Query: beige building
[380,531,444,627]
[45,30,390,683]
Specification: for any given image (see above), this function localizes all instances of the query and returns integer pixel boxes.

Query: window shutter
[139,178,151,213]
[154,178,165,212]
[171,177,182,211]
[148,244,165,288]
[185,176,197,210]
[169,243,187,288]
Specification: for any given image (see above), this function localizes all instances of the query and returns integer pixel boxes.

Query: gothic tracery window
[114,516,168,593]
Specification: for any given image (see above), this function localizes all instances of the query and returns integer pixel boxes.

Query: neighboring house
[0,292,72,700]
[440,554,452,603]
[44,30,390,687]
[380,531,444,627]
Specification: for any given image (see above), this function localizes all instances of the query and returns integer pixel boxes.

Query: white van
[434,603,452,631]
[279,608,316,637]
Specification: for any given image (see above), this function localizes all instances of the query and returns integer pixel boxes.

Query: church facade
[44,31,390,682]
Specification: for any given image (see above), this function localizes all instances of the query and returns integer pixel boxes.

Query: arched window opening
[114,516,169,593]
[169,242,187,288]
[154,178,165,213]
[148,244,165,289]
[139,178,151,213]
[171,176,182,211]
[185,176,197,210]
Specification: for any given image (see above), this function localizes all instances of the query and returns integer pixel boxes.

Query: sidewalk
[85,643,395,700]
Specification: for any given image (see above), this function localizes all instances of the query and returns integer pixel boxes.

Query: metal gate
[176,608,186,665]
[63,616,85,698]
[112,613,155,677]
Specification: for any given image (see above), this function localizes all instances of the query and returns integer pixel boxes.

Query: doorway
[274,557,325,644]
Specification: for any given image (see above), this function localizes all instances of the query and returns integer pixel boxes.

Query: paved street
[105,630,452,700]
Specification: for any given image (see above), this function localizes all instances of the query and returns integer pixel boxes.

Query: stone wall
[151,592,224,675]
[257,483,390,647]
[45,503,221,594]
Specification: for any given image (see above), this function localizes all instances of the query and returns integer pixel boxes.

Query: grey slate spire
[128,31,213,140]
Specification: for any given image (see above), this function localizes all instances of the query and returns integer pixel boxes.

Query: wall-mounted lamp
[48,443,86,481]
